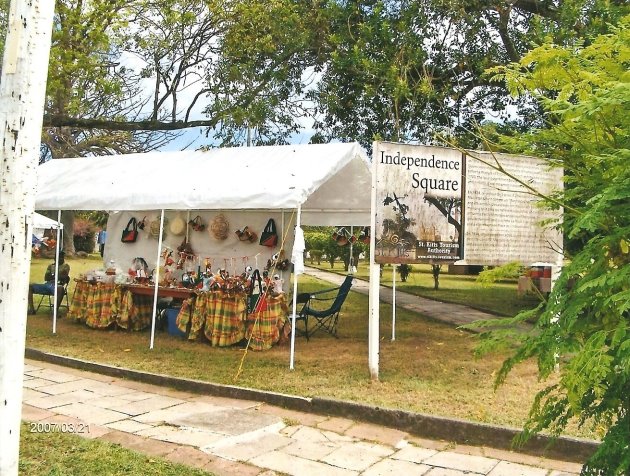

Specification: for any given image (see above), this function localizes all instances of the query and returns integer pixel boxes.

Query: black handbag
[259,219,278,247]
[121,217,139,243]
[247,269,268,313]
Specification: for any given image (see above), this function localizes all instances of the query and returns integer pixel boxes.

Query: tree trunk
[432,264,441,290]
[0,2,55,474]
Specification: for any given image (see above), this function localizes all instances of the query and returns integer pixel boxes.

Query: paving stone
[52,402,129,425]
[170,407,281,436]
[361,458,432,476]
[101,430,180,457]
[257,404,327,426]
[23,378,55,389]
[26,368,81,383]
[549,471,581,476]
[136,424,224,447]
[105,419,155,434]
[106,395,185,416]
[424,468,475,475]
[392,445,439,463]
[22,388,50,401]
[287,425,337,443]
[133,401,224,424]
[86,395,142,410]
[282,438,340,461]
[116,390,156,401]
[344,421,408,447]
[406,436,451,451]
[423,451,499,474]
[36,379,101,395]
[163,445,215,470]
[317,416,355,434]
[24,389,99,409]
[250,450,359,476]
[322,441,394,472]
[23,362,43,373]
[204,457,263,476]
[21,404,55,422]
[189,394,261,409]
[203,433,293,462]
[487,460,548,475]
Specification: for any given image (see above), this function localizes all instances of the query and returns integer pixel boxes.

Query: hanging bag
[259,219,278,247]
[121,217,139,243]
[248,269,268,313]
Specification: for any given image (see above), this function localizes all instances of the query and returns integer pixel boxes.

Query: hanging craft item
[359,226,370,244]
[210,213,230,240]
[332,227,351,246]
[189,215,205,232]
[169,212,186,236]
[247,269,268,313]
[259,218,278,247]
[235,226,257,243]
[121,217,139,243]
[137,216,147,230]
[149,217,167,239]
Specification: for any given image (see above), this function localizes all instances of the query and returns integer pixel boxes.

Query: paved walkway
[23,359,581,476]
[304,266,501,328]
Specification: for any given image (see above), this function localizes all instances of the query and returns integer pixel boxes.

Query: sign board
[373,142,463,264]
[372,142,563,266]
[461,151,563,267]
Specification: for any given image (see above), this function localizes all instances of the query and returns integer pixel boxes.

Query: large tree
[311,0,628,149]
[473,15,630,474]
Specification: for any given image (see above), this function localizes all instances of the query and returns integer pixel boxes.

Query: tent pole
[392,264,396,341]
[368,143,380,380]
[52,210,61,334]
[281,210,285,283]
[349,225,354,273]
[289,204,301,370]
[149,209,165,349]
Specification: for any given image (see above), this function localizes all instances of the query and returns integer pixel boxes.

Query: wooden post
[0,2,55,474]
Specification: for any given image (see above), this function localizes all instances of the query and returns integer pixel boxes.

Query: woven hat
[149,218,168,239]
[169,213,186,236]
[210,214,229,240]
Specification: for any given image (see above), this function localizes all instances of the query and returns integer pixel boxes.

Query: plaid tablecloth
[246,294,288,351]
[69,281,116,329]
[69,281,151,331]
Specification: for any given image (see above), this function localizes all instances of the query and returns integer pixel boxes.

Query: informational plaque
[373,142,464,264]
[461,151,563,267]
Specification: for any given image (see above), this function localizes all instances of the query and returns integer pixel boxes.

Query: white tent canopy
[36,142,371,226]
[32,212,62,230]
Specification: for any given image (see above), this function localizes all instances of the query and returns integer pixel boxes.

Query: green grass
[25,255,601,441]
[19,423,213,475]
[310,260,540,317]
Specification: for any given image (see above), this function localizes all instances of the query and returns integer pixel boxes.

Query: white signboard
[462,151,563,267]
[373,142,463,264]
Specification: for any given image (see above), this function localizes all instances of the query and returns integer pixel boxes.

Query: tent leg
[289,204,302,370]
[52,210,61,334]
[392,264,396,341]
[149,209,165,349]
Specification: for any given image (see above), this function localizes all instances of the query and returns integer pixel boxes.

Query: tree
[311,0,628,150]
[473,15,630,474]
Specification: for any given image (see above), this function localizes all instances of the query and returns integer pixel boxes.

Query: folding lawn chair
[294,275,354,340]
[34,280,70,314]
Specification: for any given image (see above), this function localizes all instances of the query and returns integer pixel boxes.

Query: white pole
[289,204,302,370]
[349,225,354,273]
[392,264,396,341]
[52,210,61,334]
[368,142,380,380]
[0,2,55,474]
[281,209,285,283]
[149,209,165,349]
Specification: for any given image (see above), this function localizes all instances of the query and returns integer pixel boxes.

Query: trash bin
[165,307,186,338]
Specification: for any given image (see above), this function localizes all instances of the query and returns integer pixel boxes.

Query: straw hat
[169,213,186,236]
[210,214,229,240]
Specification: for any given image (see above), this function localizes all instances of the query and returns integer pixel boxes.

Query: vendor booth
[36,142,371,359]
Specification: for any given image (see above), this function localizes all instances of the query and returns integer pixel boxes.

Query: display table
[176,293,288,350]
[69,280,287,350]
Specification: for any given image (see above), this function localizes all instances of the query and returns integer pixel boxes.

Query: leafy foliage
[474,15,630,475]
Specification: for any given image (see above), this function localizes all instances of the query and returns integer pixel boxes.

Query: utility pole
[0,2,55,474]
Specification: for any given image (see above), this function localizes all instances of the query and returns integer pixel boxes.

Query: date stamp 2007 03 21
[29,422,91,434]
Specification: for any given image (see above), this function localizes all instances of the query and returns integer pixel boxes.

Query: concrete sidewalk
[304,266,501,328]
[22,359,581,476]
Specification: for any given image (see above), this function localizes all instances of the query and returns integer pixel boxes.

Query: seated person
[28,251,70,314]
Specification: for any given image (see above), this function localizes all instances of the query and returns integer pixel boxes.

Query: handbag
[248,269,268,313]
[259,219,278,247]
[121,217,138,243]
[189,215,205,232]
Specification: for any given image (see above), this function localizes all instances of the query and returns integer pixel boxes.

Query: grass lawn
[310,260,541,317]
[20,423,213,475]
[25,255,601,441]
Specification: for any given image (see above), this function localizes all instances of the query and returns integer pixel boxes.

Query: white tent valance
[32,212,62,230]
[36,142,371,226]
